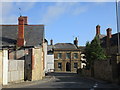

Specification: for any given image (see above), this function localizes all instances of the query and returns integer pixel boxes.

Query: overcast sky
[1,0,120,46]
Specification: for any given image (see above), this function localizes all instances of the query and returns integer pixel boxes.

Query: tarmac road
[2,72,120,89]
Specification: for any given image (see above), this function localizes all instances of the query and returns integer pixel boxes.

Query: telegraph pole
[116,0,120,54]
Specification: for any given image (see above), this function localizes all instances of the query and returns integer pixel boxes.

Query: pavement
[2,75,55,88]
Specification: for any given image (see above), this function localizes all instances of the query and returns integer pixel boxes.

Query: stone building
[0,16,46,85]
[53,38,83,72]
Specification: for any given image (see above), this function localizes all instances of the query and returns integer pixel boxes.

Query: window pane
[74,63,78,68]
[74,53,78,59]
[66,53,70,59]
[58,53,62,59]
[58,63,62,68]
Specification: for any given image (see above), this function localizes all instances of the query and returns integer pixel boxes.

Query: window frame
[74,53,78,59]
[58,53,62,59]
[58,63,62,69]
[74,63,78,68]
[66,53,71,59]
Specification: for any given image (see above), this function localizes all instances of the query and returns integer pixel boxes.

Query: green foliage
[85,36,106,69]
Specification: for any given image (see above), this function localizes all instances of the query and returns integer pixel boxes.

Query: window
[74,63,78,68]
[58,63,62,69]
[58,53,62,59]
[74,53,78,59]
[66,53,70,59]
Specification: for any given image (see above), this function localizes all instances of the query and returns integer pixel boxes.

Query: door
[66,62,71,71]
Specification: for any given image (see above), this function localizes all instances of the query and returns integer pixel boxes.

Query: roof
[110,33,120,46]
[98,34,106,39]
[47,45,54,51]
[0,25,44,47]
[78,46,85,52]
[100,32,120,48]
[54,43,77,50]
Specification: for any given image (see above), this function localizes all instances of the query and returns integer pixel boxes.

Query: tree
[85,36,106,76]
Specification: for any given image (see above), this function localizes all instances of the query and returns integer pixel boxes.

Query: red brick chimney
[22,16,28,25]
[96,25,100,35]
[106,28,112,55]
[17,16,25,47]
[50,39,53,45]
[106,28,112,39]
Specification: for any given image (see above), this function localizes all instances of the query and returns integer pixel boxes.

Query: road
[20,72,120,89]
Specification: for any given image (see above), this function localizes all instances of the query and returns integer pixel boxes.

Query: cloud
[41,2,88,24]
[0,2,36,24]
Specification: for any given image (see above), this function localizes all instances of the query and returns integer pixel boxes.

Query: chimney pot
[22,16,28,25]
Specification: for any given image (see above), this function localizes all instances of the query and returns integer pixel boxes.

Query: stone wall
[32,47,43,81]
[81,69,91,77]
[8,60,24,82]
[94,60,113,82]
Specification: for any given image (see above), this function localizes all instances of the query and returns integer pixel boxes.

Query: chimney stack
[106,28,112,55]
[106,28,112,39]
[74,37,78,47]
[96,25,100,35]
[17,16,25,47]
[50,39,53,45]
[22,16,28,25]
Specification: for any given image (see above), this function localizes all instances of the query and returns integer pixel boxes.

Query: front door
[66,62,71,71]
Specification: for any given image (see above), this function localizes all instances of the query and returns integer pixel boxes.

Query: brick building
[95,25,120,83]
[95,25,120,55]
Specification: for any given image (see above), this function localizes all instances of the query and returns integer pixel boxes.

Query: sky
[0,0,120,46]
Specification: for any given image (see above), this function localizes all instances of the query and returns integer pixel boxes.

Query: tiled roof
[0,25,44,47]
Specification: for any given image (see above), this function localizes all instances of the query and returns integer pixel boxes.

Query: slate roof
[0,25,44,47]
[98,34,106,39]
[47,45,54,51]
[100,32,120,48]
[54,43,77,50]
[110,32,120,46]
[78,46,85,52]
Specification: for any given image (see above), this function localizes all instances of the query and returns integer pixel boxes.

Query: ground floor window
[74,63,78,68]
[58,63,62,69]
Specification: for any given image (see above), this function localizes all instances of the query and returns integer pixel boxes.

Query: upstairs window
[74,53,78,59]
[66,53,70,59]
[58,53,62,59]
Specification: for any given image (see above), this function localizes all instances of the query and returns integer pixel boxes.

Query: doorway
[66,62,71,71]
